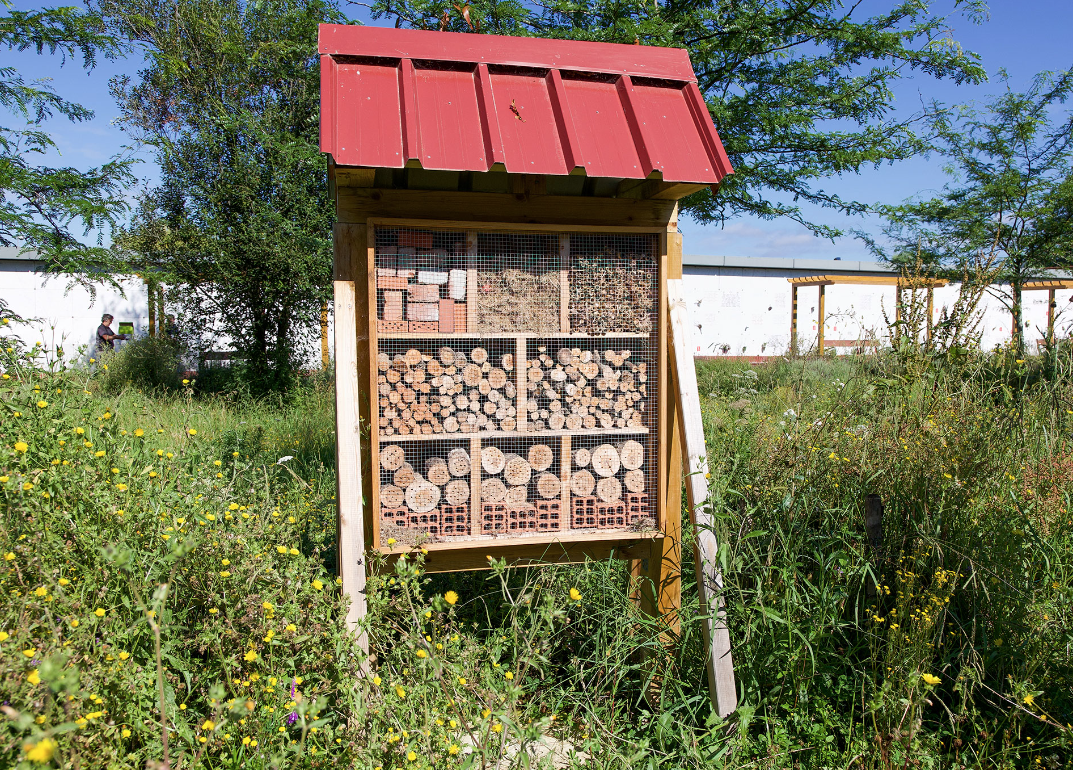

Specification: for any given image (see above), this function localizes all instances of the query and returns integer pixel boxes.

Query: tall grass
[2,322,1072,768]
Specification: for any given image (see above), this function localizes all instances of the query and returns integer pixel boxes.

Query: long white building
[2,248,1069,363]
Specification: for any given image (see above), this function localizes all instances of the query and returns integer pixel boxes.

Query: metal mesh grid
[477,437,563,535]
[566,432,653,531]
[569,233,658,335]
[376,338,517,437]
[372,225,660,546]
[378,438,474,545]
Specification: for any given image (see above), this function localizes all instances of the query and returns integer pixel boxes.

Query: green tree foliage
[868,70,1073,353]
[100,0,341,392]
[369,0,989,236]
[0,6,133,279]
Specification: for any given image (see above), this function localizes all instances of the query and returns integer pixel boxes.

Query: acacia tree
[0,6,133,279]
[100,0,340,391]
[366,0,989,237]
[868,70,1073,353]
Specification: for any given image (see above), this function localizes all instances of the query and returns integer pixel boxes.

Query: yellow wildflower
[27,669,40,685]
[14,441,28,453]
[23,738,56,763]
[921,673,940,685]
[444,590,458,605]
[569,588,582,602]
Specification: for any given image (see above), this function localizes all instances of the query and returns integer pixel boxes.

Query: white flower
[276,456,294,465]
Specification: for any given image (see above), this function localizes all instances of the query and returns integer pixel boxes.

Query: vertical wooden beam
[560,434,571,529]
[559,235,570,333]
[470,436,481,536]
[1048,288,1056,345]
[147,278,156,339]
[817,284,826,354]
[333,222,369,657]
[466,232,478,331]
[365,225,379,550]
[668,278,737,717]
[515,336,527,432]
[157,287,165,337]
[320,300,330,369]
[790,284,798,356]
[926,287,934,344]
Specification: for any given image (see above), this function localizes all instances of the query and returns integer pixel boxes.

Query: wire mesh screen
[372,225,659,547]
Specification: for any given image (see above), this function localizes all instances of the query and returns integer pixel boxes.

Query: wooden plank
[817,284,825,353]
[382,531,656,572]
[1023,280,1073,290]
[515,336,527,432]
[1048,288,1056,344]
[333,223,369,658]
[371,331,650,340]
[466,232,478,332]
[559,234,570,333]
[379,426,649,442]
[788,274,948,288]
[926,287,934,343]
[365,224,380,548]
[657,231,669,531]
[339,188,677,229]
[667,277,737,717]
[560,434,571,528]
[790,284,798,355]
[470,436,481,537]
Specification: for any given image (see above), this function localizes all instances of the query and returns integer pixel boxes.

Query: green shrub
[96,335,184,393]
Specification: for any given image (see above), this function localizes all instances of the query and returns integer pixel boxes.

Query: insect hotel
[320,24,737,713]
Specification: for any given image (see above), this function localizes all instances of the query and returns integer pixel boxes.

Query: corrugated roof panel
[560,77,643,179]
[488,70,568,175]
[412,66,487,170]
[319,25,734,186]
[630,82,719,183]
[331,61,404,169]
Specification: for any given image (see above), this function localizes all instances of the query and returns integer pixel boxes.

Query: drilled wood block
[409,321,438,333]
[378,320,408,333]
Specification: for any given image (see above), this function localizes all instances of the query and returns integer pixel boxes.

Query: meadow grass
[2,331,1072,768]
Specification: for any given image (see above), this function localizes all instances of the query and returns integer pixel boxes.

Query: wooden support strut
[667,278,737,717]
[790,284,798,356]
[1049,288,1056,345]
[817,284,825,355]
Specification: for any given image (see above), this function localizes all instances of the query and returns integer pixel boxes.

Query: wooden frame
[1022,280,1073,345]
[787,275,949,353]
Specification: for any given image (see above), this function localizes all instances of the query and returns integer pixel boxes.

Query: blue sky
[5,0,1073,259]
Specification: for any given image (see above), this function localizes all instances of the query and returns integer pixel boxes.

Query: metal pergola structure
[787,275,949,354]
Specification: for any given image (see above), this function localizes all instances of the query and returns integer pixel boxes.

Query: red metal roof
[319,25,733,185]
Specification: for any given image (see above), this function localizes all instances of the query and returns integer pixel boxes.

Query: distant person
[96,314,127,353]
[164,314,180,338]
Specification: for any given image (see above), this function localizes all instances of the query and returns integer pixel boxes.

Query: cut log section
[596,476,622,503]
[393,462,416,488]
[617,440,645,470]
[527,444,554,472]
[623,468,645,493]
[535,472,561,499]
[380,484,404,509]
[502,453,533,486]
[425,459,451,486]
[481,445,505,474]
[481,477,507,503]
[590,444,621,477]
[573,447,591,468]
[470,347,488,365]
[380,444,406,472]
[447,448,471,477]
[570,469,596,497]
[444,479,470,506]
[505,485,527,504]
[405,477,440,513]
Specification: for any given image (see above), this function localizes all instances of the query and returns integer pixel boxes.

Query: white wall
[0,258,149,362]
[681,259,1073,358]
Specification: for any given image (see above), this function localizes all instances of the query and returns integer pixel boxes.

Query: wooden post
[926,287,934,344]
[790,284,798,356]
[817,284,825,355]
[864,493,884,599]
[668,278,737,717]
[1048,288,1056,345]
[147,278,156,339]
[320,300,330,369]
[559,234,570,333]
[333,222,369,659]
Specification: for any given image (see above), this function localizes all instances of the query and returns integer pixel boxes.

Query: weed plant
[2,312,1072,768]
